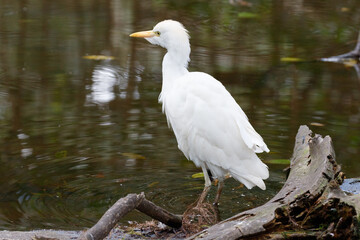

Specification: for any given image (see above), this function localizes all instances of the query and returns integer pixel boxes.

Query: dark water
[0,0,359,230]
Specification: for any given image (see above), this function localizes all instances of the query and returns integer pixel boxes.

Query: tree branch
[79,193,144,240]
[137,197,182,228]
[78,192,182,240]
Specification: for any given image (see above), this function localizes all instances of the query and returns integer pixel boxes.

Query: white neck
[160,49,189,100]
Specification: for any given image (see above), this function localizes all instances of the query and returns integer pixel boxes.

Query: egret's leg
[202,167,212,187]
[213,180,224,206]
[196,167,212,207]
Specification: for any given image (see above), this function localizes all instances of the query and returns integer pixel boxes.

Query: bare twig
[137,197,182,228]
[79,193,144,240]
[78,192,182,240]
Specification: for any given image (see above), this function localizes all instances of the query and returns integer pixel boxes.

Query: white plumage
[130,20,269,204]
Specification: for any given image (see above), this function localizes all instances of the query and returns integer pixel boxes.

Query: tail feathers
[230,159,269,190]
[253,159,269,180]
[235,158,269,180]
[231,172,267,190]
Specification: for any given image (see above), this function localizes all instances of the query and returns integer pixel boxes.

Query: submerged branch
[322,29,360,61]
[354,30,360,55]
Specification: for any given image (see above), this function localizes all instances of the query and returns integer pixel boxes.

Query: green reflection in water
[0,0,359,230]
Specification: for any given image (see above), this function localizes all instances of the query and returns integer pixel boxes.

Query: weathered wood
[187,125,359,239]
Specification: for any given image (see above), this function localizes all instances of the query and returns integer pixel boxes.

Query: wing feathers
[162,71,269,190]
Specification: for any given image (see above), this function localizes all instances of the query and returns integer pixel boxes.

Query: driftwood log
[188,125,360,239]
[78,125,360,240]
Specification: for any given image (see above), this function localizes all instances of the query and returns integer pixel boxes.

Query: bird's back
[160,71,269,190]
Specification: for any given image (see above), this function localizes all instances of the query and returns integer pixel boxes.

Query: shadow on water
[0,0,359,230]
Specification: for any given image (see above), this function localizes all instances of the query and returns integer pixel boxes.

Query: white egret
[130,20,269,206]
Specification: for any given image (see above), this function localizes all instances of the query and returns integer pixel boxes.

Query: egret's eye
[154,31,161,36]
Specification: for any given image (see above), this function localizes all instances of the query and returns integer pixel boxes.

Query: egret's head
[130,20,190,53]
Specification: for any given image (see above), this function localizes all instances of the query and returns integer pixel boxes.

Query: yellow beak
[129,30,155,38]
